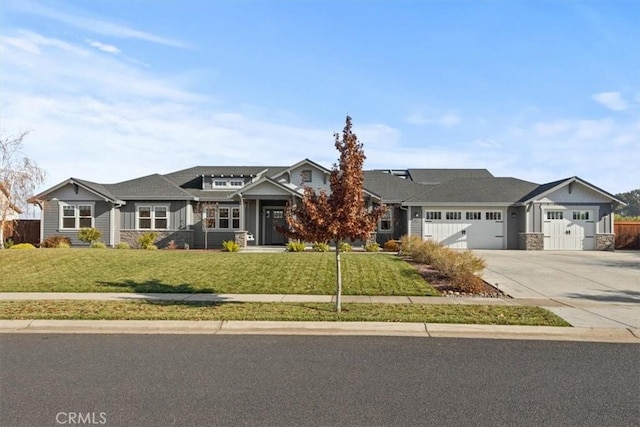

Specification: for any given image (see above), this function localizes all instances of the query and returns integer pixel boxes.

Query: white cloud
[86,39,121,54]
[406,111,461,127]
[592,91,628,111]
[11,1,189,48]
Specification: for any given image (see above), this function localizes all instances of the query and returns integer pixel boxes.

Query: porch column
[239,195,245,230]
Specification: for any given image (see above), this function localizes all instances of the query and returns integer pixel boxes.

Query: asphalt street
[1,335,638,427]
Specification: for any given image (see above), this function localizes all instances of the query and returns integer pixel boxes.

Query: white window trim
[379,209,393,233]
[135,204,170,230]
[204,205,241,231]
[59,202,95,230]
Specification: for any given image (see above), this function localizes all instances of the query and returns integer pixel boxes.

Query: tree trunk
[335,240,342,312]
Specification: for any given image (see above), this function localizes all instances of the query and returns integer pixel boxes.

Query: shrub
[56,242,71,249]
[398,235,488,294]
[145,244,158,250]
[90,241,106,249]
[137,232,158,249]
[286,240,307,252]
[165,240,178,250]
[383,240,400,252]
[41,235,72,248]
[312,242,330,252]
[339,242,352,252]
[114,242,130,249]
[9,243,36,250]
[365,242,380,252]
[222,240,240,252]
[4,239,15,249]
[399,235,422,255]
[78,227,102,244]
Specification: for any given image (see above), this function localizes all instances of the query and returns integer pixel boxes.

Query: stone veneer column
[519,232,544,250]
[234,231,248,248]
[595,234,615,251]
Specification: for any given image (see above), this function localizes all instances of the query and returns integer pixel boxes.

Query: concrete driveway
[475,250,640,329]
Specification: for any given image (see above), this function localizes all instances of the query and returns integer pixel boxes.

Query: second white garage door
[543,209,595,250]
[423,209,505,249]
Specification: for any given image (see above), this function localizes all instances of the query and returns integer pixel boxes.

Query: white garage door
[543,209,595,250]
[424,210,505,249]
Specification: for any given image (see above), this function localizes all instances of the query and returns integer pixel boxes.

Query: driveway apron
[475,250,640,329]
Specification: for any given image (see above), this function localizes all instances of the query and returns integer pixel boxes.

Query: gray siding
[41,199,112,247]
[409,207,422,237]
[507,206,526,249]
[120,201,189,231]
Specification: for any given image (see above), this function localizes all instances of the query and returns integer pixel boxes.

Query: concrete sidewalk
[1,292,639,342]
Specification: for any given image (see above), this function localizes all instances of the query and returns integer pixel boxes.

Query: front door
[264,208,286,245]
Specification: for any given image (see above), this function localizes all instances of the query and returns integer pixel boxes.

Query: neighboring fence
[615,221,640,250]
[2,220,41,246]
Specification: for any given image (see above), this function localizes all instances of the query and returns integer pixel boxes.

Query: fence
[614,221,640,250]
[2,220,41,246]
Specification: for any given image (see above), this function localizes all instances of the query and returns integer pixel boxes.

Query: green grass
[0,249,438,295]
[0,300,570,326]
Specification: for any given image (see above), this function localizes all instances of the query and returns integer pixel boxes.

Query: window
[205,207,217,228]
[547,211,564,220]
[486,212,502,221]
[204,206,241,229]
[214,181,227,187]
[60,203,94,229]
[573,211,589,220]
[446,211,462,220]
[379,210,392,232]
[300,170,312,183]
[466,211,481,220]
[425,211,441,220]
[230,180,244,187]
[137,205,169,230]
[219,208,230,228]
[232,208,240,228]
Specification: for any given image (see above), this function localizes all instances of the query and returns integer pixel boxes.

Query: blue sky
[1,0,638,195]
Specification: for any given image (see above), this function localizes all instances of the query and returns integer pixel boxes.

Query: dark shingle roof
[407,169,493,184]
[363,171,435,203]
[404,177,539,204]
[72,178,119,201]
[105,174,195,200]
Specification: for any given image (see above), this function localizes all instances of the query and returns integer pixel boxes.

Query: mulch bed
[407,259,505,298]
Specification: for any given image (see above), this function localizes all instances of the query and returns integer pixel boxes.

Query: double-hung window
[60,203,94,229]
[379,210,392,232]
[204,206,241,229]
[137,205,169,230]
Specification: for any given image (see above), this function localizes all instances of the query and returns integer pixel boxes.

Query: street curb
[1,320,638,343]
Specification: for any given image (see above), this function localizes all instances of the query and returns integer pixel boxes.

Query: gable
[44,183,105,202]
[241,180,298,197]
[537,181,615,204]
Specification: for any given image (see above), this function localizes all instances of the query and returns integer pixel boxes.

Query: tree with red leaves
[281,116,386,312]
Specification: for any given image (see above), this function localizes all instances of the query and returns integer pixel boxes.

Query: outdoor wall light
[511,212,516,218]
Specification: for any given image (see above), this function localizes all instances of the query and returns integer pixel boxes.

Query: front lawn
[0,300,570,326]
[1,249,438,295]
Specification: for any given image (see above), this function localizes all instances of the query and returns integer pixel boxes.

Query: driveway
[475,250,640,329]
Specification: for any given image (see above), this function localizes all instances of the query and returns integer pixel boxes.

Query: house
[28,159,624,251]
[1,182,23,222]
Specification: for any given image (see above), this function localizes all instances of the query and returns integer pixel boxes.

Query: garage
[423,209,505,249]
[543,208,595,250]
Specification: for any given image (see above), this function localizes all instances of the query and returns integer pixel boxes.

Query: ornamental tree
[280,116,386,312]
[0,131,46,249]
